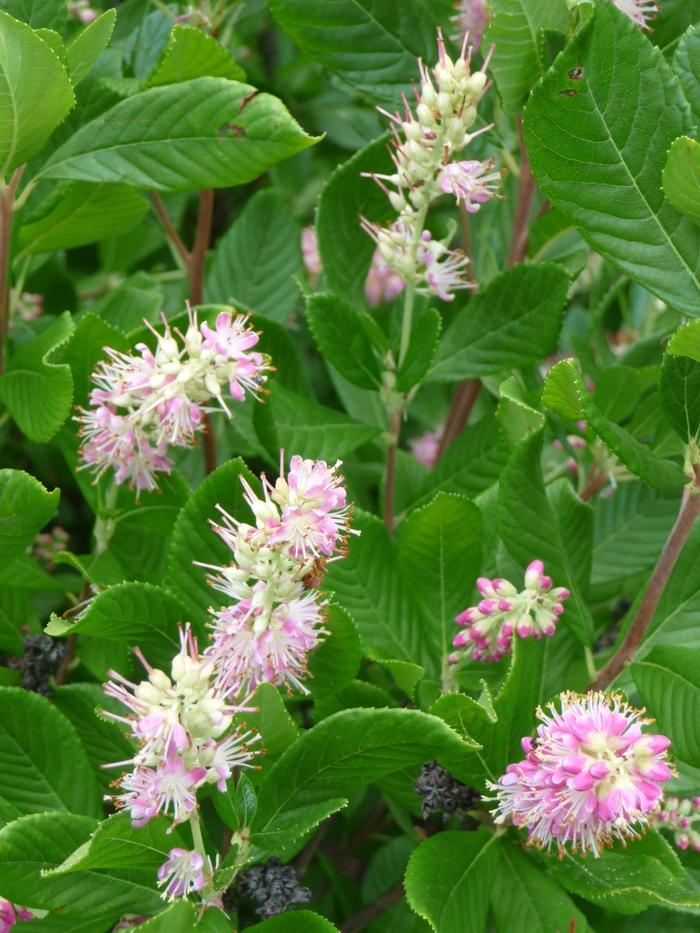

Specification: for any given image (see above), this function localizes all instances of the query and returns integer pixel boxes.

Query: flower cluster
[32,525,69,570]
[68,0,99,23]
[77,308,271,493]
[414,761,479,820]
[410,428,442,467]
[0,899,31,932]
[451,560,570,664]
[157,848,210,901]
[488,692,673,856]
[657,796,700,852]
[103,624,259,831]
[361,31,498,301]
[451,0,491,50]
[201,456,354,697]
[613,0,658,30]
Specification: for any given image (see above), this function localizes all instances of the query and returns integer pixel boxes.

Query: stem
[590,473,700,691]
[459,203,474,283]
[189,189,214,306]
[150,193,190,266]
[189,809,207,860]
[580,470,608,502]
[398,282,416,370]
[506,116,537,267]
[383,409,401,531]
[94,482,119,556]
[0,167,25,376]
[437,379,481,458]
[340,880,404,933]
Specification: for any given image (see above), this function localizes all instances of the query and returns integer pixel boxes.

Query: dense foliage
[2,0,700,930]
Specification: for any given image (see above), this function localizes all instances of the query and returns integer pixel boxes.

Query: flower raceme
[488,692,673,856]
[657,796,700,852]
[201,456,355,697]
[360,30,499,302]
[451,560,570,663]
[77,307,271,493]
[157,848,209,901]
[103,624,259,830]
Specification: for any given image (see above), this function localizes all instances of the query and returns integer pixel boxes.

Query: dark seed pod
[414,761,480,821]
[236,858,312,919]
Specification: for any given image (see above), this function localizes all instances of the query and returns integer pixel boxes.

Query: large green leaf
[399,493,482,674]
[525,2,700,315]
[167,456,260,622]
[17,182,148,256]
[543,359,686,489]
[662,136,700,223]
[491,842,589,933]
[547,832,700,914]
[485,0,570,113]
[673,23,700,123]
[206,189,302,323]
[631,646,700,767]
[4,0,66,31]
[307,603,362,697]
[146,24,245,86]
[658,351,700,440]
[246,913,340,932]
[0,812,164,914]
[498,431,595,644]
[0,312,75,442]
[306,292,383,390]
[0,687,102,826]
[316,132,393,309]
[0,468,58,560]
[66,9,116,87]
[428,263,570,382]
[255,383,381,461]
[40,77,319,191]
[404,830,500,933]
[268,0,451,108]
[45,581,190,681]
[0,11,74,176]
[254,708,477,834]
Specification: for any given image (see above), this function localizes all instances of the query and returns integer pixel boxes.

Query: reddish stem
[384,410,401,531]
[506,116,537,268]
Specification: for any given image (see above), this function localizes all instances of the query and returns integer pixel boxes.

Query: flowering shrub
[2,1,700,931]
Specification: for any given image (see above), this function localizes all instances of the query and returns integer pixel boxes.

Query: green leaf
[0,312,75,442]
[66,9,116,87]
[247,683,300,760]
[491,842,589,933]
[396,309,441,392]
[547,832,700,914]
[0,11,74,175]
[51,812,184,876]
[674,23,700,124]
[52,683,135,794]
[307,603,362,697]
[40,77,319,191]
[254,708,478,834]
[206,189,302,323]
[663,136,700,222]
[134,901,197,932]
[399,493,482,672]
[4,0,66,31]
[251,797,349,853]
[45,582,189,681]
[17,182,148,256]
[485,0,570,113]
[147,24,245,86]
[0,811,165,915]
[543,359,686,488]
[246,912,340,932]
[316,132,394,310]
[167,457,259,622]
[525,2,700,316]
[659,351,700,441]
[498,431,596,644]
[631,646,700,767]
[404,830,500,933]
[0,468,58,560]
[268,0,451,108]
[306,292,382,390]
[324,510,440,677]
[91,271,164,337]
[428,264,570,382]
[214,772,257,832]
[496,375,545,446]
[0,687,102,825]
[255,383,381,461]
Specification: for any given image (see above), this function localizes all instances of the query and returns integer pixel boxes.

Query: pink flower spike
[157,848,208,900]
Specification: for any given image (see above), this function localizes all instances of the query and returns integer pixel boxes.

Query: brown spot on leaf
[568,66,584,80]
[559,88,577,98]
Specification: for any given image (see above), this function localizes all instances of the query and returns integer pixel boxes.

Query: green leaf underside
[525,3,700,315]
